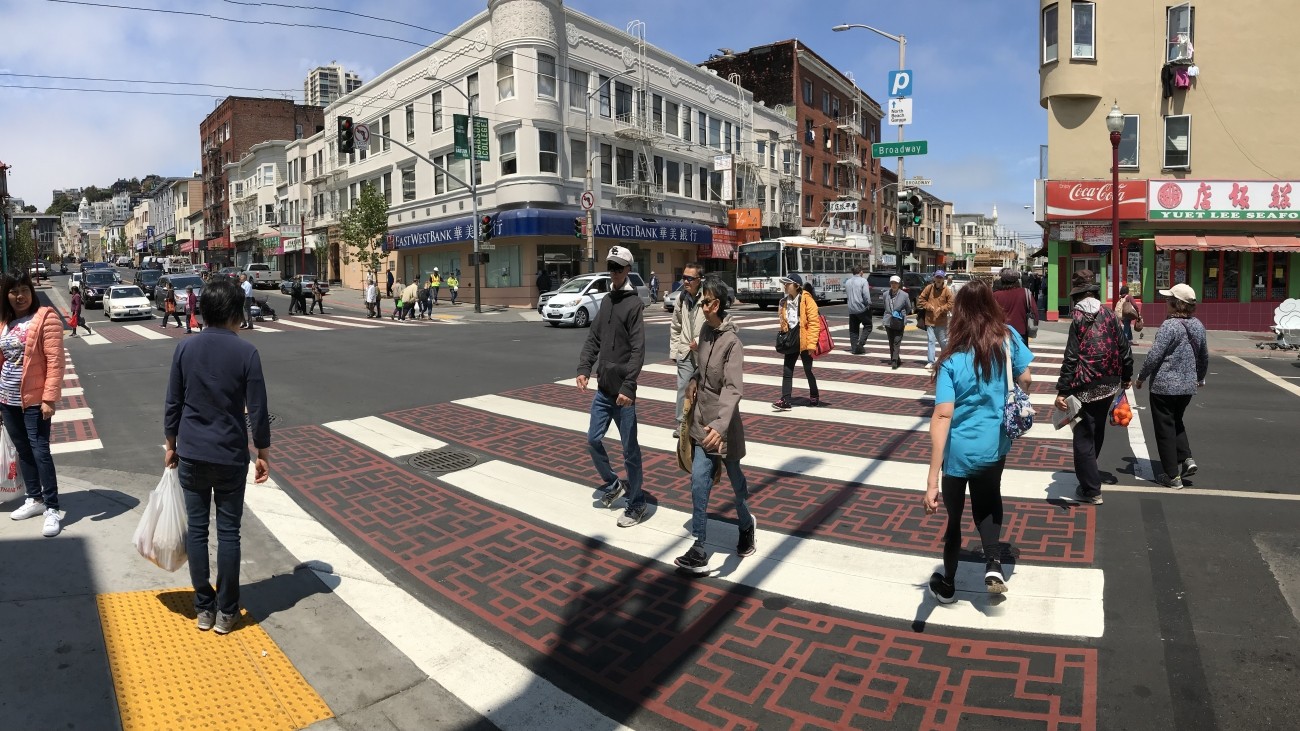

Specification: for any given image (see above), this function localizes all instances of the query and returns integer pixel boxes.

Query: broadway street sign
[872,141,928,158]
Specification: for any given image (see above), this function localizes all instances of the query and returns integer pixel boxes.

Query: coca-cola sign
[1045,180,1149,220]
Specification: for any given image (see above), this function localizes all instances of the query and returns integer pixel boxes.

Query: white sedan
[104,285,153,321]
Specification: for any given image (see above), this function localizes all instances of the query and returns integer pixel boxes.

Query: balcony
[836,154,862,168]
[306,167,331,186]
[614,179,664,203]
[613,113,663,141]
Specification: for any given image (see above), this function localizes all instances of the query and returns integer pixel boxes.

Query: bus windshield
[738,243,780,278]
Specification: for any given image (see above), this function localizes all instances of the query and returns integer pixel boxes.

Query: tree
[339,184,389,279]
[44,197,77,216]
[8,221,35,272]
[20,205,36,213]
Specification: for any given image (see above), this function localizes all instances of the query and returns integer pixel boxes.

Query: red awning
[180,241,197,253]
[1158,234,1270,252]
[699,242,736,260]
[1253,235,1300,252]
[1202,234,1259,251]
[1155,235,1205,251]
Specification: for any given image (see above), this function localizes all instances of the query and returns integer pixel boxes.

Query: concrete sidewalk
[1036,318,1281,358]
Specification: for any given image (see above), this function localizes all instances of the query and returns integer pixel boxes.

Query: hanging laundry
[1161,64,1175,98]
[1171,33,1194,62]
[1174,66,1191,89]
[1187,65,1200,78]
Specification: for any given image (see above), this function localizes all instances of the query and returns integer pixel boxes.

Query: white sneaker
[42,508,62,537]
[924,362,934,371]
[11,498,45,521]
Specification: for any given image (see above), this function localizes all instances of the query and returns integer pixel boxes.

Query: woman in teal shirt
[924,279,1034,604]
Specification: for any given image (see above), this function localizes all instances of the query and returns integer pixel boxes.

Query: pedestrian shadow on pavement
[155,564,331,625]
[58,488,140,529]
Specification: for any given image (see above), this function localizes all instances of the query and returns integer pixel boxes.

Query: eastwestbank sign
[385,209,712,250]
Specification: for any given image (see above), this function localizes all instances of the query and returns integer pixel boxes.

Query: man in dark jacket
[576,246,648,527]
[1055,269,1133,504]
[536,269,552,298]
[386,269,395,298]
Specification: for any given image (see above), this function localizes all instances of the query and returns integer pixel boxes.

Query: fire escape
[729,72,763,216]
[830,76,865,237]
[203,143,224,240]
[612,21,664,211]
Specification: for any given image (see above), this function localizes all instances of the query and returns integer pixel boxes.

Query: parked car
[132,268,163,299]
[539,272,651,327]
[662,283,737,313]
[154,274,205,312]
[243,263,282,289]
[68,271,83,294]
[115,256,133,267]
[27,262,48,280]
[279,275,330,299]
[216,266,241,280]
[867,270,928,315]
[80,269,121,307]
[103,285,152,321]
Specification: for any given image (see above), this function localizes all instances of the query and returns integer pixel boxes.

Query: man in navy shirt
[164,277,271,635]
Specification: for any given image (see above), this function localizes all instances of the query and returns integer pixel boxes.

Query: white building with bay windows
[291,0,798,305]
[225,141,288,269]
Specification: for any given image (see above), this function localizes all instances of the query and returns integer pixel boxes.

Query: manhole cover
[246,413,279,429]
[408,450,478,473]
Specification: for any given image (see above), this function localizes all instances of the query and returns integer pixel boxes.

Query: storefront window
[538,244,582,283]
[1155,251,1170,290]
[1203,251,1241,301]
[1252,252,1290,301]
[485,244,522,288]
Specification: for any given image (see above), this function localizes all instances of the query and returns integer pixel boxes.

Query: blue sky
[0,0,1044,237]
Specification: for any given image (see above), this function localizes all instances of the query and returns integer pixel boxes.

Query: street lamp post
[834,22,905,271]
[1106,102,1125,303]
[585,70,634,274]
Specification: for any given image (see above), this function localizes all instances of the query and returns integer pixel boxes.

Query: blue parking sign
[888,70,913,98]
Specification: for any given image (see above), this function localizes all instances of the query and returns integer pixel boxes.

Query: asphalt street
[24,269,1300,729]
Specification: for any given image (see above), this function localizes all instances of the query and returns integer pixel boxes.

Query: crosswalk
[68,312,459,346]
[261,329,1108,729]
[52,347,103,454]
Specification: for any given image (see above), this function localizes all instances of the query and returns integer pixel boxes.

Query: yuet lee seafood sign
[1045,180,1149,220]
[1148,180,1300,220]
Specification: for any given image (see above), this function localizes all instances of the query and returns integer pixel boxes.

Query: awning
[1155,235,1206,251]
[698,242,736,260]
[1203,235,1259,251]
[1156,234,1264,252]
[1253,235,1300,252]
[180,241,198,253]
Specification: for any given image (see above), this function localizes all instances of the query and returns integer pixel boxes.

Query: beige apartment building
[1038,0,1300,330]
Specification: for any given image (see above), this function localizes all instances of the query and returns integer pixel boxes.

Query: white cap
[1159,282,1196,303]
[889,275,902,283]
[606,245,633,267]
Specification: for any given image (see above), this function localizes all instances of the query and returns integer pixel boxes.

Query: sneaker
[929,573,957,604]
[891,361,901,370]
[213,611,239,635]
[674,545,709,574]
[924,362,934,371]
[771,399,792,412]
[985,561,1008,594]
[617,503,648,528]
[1074,487,1104,505]
[671,427,679,439]
[1180,458,1198,479]
[42,508,62,537]
[737,518,757,557]
[11,498,44,521]
[599,479,625,508]
[1156,473,1184,490]
[196,609,215,632]
[808,397,820,407]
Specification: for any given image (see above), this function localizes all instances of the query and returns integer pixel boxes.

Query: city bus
[736,236,872,308]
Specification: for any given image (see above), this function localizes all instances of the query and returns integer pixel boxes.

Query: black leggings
[781,350,818,400]
[940,457,1006,581]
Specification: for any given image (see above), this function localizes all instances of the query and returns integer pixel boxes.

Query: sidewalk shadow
[155,563,331,626]
[59,488,140,528]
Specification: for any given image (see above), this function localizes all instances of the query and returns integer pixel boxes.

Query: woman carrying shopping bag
[184,285,200,334]
[1135,283,1208,488]
[68,286,92,337]
[1,268,66,537]
[163,277,271,635]
[771,273,821,411]
[924,279,1034,603]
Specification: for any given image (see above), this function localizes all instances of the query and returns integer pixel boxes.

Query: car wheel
[574,307,590,328]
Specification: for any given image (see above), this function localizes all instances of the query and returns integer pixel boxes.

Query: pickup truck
[243,263,282,289]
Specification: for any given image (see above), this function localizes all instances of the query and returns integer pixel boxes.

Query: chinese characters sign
[1149,180,1300,220]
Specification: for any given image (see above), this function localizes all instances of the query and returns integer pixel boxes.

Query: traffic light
[900,236,917,254]
[897,189,912,224]
[480,215,494,242]
[573,216,584,239]
[337,116,354,154]
[909,192,924,226]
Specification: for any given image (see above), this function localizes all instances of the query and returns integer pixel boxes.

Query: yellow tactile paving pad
[97,589,333,731]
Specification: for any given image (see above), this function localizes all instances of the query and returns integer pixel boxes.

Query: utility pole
[0,161,10,272]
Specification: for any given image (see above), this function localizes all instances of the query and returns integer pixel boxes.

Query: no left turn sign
[354,123,371,145]
[580,191,595,210]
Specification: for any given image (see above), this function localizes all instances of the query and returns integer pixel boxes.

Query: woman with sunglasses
[675,276,756,573]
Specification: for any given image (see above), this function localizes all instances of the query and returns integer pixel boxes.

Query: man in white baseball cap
[576,245,650,527]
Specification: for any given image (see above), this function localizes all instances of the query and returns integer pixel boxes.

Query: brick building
[702,40,884,244]
[199,98,322,264]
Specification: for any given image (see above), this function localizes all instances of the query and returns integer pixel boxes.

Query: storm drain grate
[408,449,478,474]
[246,413,279,430]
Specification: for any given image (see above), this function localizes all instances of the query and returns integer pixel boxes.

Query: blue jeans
[1,404,58,511]
[689,443,753,544]
[179,458,247,615]
[927,325,949,364]
[586,390,644,508]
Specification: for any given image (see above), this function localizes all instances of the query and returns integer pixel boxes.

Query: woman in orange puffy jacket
[772,273,821,411]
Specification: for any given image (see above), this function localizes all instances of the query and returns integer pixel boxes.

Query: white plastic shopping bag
[0,428,21,498]
[132,468,189,572]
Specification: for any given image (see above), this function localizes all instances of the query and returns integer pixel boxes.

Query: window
[682,105,692,141]
[652,94,664,129]
[1163,115,1191,169]
[822,162,831,186]
[432,91,443,131]
[382,172,392,205]
[467,73,479,115]
[831,96,840,118]
[538,130,558,173]
[682,165,693,197]
[600,144,612,184]
[783,149,795,175]
[484,244,522,288]
[666,160,680,194]
[652,155,663,186]
[803,156,813,181]
[698,112,707,145]
[401,167,416,202]
[405,104,415,142]
[434,156,446,194]
[599,75,611,117]
[1202,251,1240,302]
[1072,2,1095,59]
[821,91,830,115]
[499,131,517,176]
[381,115,391,151]
[614,81,632,118]
[536,53,557,99]
[1042,4,1059,63]
[568,68,588,109]
[263,204,274,224]
[615,147,633,182]
[1253,252,1290,301]
[804,194,814,220]
[801,79,813,105]
[709,171,723,201]
[665,100,678,137]
[1119,115,1139,168]
[804,118,814,146]
[699,166,709,201]
[1167,4,1194,62]
[571,138,587,179]
[497,54,515,100]
[709,117,722,150]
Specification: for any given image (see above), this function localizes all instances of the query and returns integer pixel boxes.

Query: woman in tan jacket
[675,277,756,574]
[0,269,66,537]
[772,273,821,411]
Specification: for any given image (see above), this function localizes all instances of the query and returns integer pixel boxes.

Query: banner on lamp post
[472,116,490,161]
[453,114,470,160]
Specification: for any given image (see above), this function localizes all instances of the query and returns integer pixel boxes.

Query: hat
[606,245,633,267]
[1159,282,1197,303]
[1000,268,1022,282]
[932,269,946,278]
[889,275,901,284]
[779,272,803,286]
[434,267,439,271]
[1069,269,1101,297]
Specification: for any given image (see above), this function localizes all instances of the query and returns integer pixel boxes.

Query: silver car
[540,272,650,327]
